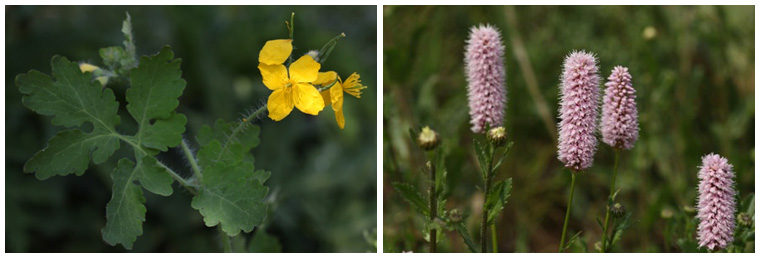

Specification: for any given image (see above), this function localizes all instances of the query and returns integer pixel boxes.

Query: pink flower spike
[464,24,506,134]
[557,50,600,171]
[601,66,639,150]
[697,153,737,251]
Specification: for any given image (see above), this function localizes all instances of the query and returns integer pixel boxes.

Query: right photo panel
[382,5,755,253]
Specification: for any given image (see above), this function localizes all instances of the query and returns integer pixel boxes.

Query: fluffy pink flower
[697,153,736,250]
[464,24,506,133]
[557,50,600,171]
[601,66,639,150]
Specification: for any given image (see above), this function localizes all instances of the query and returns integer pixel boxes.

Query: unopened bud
[487,127,507,147]
[737,213,753,228]
[611,203,626,218]
[95,76,109,86]
[79,63,100,73]
[683,205,697,216]
[418,126,440,151]
[660,207,674,219]
[449,209,462,223]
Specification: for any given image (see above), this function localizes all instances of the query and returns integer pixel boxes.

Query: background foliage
[6,5,377,252]
[383,5,754,252]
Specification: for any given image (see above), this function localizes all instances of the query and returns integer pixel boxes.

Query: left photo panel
[5,5,377,252]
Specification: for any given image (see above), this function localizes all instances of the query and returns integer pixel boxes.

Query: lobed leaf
[16,55,122,179]
[102,157,173,249]
[191,162,269,236]
[127,46,187,151]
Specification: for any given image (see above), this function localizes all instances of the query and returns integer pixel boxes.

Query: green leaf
[196,119,261,166]
[191,161,269,236]
[453,222,478,253]
[102,157,173,249]
[490,141,514,174]
[473,139,489,180]
[127,46,187,151]
[16,55,122,179]
[485,178,512,225]
[391,182,429,216]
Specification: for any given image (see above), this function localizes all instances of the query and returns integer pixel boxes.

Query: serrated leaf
[16,55,122,179]
[453,222,478,253]
[491,141,514,174]
[485,178,512,225]
[191,162,269,236]
[102,157,173,249]
[127,46,187,151]
[196,119,261,166]
[391,182,429,216]
[473,139,489,180]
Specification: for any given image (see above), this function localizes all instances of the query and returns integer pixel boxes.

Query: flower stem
[181,139,202,181]
[491,223,499,253]
[480,145,496,253]
[601,149,620,252]
[219,226,232,253]
[559,172,577,252]
[428,157,437,253]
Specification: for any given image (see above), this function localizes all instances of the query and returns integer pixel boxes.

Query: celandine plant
[556,50,600,252]
[464,24,513,253]
[14,13,365,252]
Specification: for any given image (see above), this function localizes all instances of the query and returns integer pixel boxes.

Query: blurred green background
[383,6,754,252]
[6,6,376,252]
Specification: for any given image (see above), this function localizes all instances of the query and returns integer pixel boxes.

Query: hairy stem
[114,133,197,194]
[481,145,496,253]
[559,172,577,252]
[601,149,620,252]
[429,158,437,253]
[216,105,267,162]
[181,139,202,181]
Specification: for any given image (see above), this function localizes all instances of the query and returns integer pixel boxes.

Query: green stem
[481,145,496,253]
[216,105,267,162]
[559,172,577,252]
[181,139,202,181]
[601,149,620,252]
[429,157,437,253]
[114,133,197,194]
[219,226,232,253]
[491,223,499,253]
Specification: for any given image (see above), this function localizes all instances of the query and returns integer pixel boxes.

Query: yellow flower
[313,71,366,129]
[257,39,325,121]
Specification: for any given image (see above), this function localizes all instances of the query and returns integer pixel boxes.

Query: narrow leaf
[453,222,478,253]
[391,182,429,216]
[485,178,512,224]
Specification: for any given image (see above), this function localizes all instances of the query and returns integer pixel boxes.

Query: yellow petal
[330,82,344,112]
[342,72,367,98]
[335,107,345,129]
[313,71,338,86]
[293,83,324,115]
[289,55,320,83]
[267,88,294,121]
[258,63,288,90]
[320,90,332,109]
[258,39,293,65]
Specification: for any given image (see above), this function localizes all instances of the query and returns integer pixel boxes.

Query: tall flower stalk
[696,153,737,251]
[556,50,600,252]
[465,24,512,253]
[599,66,638,252]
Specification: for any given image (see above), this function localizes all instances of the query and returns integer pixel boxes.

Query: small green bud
[487,127,507,147]
[660,207,674,219]
[737,213,753,228]
[418,126,440,151]
[449,209,462,223]
[611,203,626,218]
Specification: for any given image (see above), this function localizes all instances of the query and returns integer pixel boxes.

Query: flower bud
[487,127,507,147]
[449,209,462,223]
[79,63,100,73]
[611,203,626,218]
[660,207,673,219]
[737,213,752,228]
[683,205,697,216]
[418,126,440,151]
